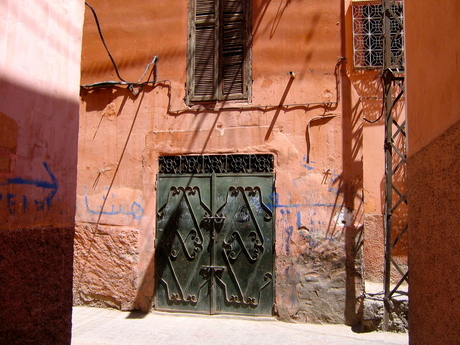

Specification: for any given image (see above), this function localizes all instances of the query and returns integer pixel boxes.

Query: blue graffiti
[328,187,339,195]
[269,193,300,209]
[4,162,57,190]
[300,157,316,170]
[84,187,144,220]
[0,162,58,214]
[285,226,293,254]
[311,202,337,208]
[272,193,338,211]
[280,209,291,215]
[296,211,302,228]
[7,193,16,214]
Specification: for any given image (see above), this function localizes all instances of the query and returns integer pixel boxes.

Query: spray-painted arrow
[0,162,58,208]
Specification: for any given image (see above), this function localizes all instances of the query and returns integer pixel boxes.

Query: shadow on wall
[339,0,365,327]
[77,62,345,318]
[80,0,289,85]
[342,31,408,283]
[340,0,407,326]
[76,0,360,321]
[77,18,354,324]
[0,78,78,344]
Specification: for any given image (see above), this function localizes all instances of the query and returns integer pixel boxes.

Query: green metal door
[155,156,274,316]
[155,175,213,314]
[212,174,274,316]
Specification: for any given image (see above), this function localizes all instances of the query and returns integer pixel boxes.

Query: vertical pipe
[383,72,393,331]
[382,0,393,332]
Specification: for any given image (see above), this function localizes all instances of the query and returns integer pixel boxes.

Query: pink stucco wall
[0,0,83,228]
[0,1,84,343]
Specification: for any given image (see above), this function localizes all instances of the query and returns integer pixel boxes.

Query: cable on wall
[81,4,348,114]
[83,2,158,95]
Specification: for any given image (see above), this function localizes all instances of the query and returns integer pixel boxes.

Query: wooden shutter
[188,0,250,102]
[220,0,246,99]
[193,0,217,100]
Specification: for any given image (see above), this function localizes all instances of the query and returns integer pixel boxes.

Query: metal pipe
[306,114,338,163]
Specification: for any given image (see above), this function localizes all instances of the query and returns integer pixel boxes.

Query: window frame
[351,0,404,70]
[186,0,252,104]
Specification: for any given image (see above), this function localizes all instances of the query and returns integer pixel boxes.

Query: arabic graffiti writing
[84,187,144,220]
[0,162,58,214]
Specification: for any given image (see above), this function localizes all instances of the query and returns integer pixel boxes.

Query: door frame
[154,154,276,316]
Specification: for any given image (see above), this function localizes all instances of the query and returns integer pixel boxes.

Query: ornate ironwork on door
[155,154,275,316]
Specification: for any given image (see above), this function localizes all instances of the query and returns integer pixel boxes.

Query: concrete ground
[71,306,408,345]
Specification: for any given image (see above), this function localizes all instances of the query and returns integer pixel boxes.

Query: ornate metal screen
[159,154,274,174]
[352,1,404,69]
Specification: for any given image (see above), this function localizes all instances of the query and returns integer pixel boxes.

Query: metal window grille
[159,154,274,174]
[352,1,404,69]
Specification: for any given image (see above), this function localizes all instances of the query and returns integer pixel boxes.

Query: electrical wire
[363,73,385,124]
[83,2,158,94]
[85,2,126,82]
[148,57,347,115]
[81,5,347,113]
[362,70,404,124]
[306,114,338,163]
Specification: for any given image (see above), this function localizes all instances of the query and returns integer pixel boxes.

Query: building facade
[3,0,460,343]
[74,0,406,327]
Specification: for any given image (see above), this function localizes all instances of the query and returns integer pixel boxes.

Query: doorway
[155,154,275,316]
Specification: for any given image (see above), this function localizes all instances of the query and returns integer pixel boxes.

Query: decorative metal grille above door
[155,154,275,316]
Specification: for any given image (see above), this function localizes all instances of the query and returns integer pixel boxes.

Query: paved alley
[72,307,408,345]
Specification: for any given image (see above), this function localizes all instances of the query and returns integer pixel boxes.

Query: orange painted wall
[405,1,460,343]
[406,1,460,156]
[75,0,392,323]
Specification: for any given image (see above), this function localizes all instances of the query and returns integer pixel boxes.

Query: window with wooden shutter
[187,0,251,103]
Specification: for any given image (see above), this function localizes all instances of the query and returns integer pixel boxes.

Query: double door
[155,173,274,316]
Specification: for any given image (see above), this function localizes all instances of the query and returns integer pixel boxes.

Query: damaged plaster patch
[216,122,225,136]
[101,101,117,119]
[333,207,354,227]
